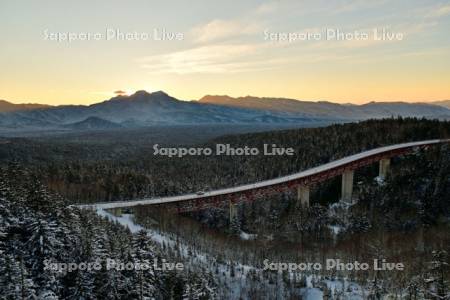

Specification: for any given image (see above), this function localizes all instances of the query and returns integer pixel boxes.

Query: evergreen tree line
[21,117,450,204]
[0,164,216,299]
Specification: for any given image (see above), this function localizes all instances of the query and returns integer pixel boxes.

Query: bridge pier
[341,170,354,203]
[111,207,123,216]
[379,158,390,180]
[297,185,310,207]
[416,225,424,252]
[229,200,238,224]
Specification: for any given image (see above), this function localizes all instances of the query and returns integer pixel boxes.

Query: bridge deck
[85,139,448,210]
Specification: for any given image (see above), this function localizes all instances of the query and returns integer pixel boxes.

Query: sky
[1,0,450,105]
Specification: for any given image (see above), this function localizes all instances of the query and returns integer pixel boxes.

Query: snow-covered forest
[1,118,449,299]
[0,166,216,299]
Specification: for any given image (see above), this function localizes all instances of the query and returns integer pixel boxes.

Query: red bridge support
[297,185,310,207]
[229,200,238,225]
[379,158,390,180]
[341,170,354,203]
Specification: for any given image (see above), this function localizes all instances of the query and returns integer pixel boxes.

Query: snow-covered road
[80,139,449,210]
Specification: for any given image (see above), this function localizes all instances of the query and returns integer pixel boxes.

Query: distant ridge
[433,100,450,109]
[0,91,322,131]
[63,116,123,130]
[0,99,51,113]
[0,91,449,133]
[199,95,450,120]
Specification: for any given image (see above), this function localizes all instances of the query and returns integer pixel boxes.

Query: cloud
[114,90,126,95]
[255,2,278,15]
[426,4,450,18]
[253,0,392,16]
[138,44,268,74]
[137,38,368,75]
[333,0,391,13]
[136,0,449,77]
[190,19,261,43]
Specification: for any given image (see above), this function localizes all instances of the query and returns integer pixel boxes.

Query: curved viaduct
[85,139,449,217]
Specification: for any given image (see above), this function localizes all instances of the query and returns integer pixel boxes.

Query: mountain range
[0,91,449,132]
[0,99,51,113]
[199,95,450,120]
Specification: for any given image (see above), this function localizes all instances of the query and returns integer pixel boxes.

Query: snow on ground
[374,176,386,185]
[328,225,343,235]
[97,209,185,251]
[324,279,364,299]
[95,208,369,299]
[300,288,323,300]
[239,231,257,240]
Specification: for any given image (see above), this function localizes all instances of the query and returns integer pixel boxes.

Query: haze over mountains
[0,90,449,133]
[200,95,450,120]
[0,91,322,131]
[432,100,450,109]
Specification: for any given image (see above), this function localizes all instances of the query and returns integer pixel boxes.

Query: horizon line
[1,90,449,107]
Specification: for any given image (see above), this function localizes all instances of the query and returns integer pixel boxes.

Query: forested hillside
[1,118,449,298]
[4,118,446,204]
[0,165,215,299]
